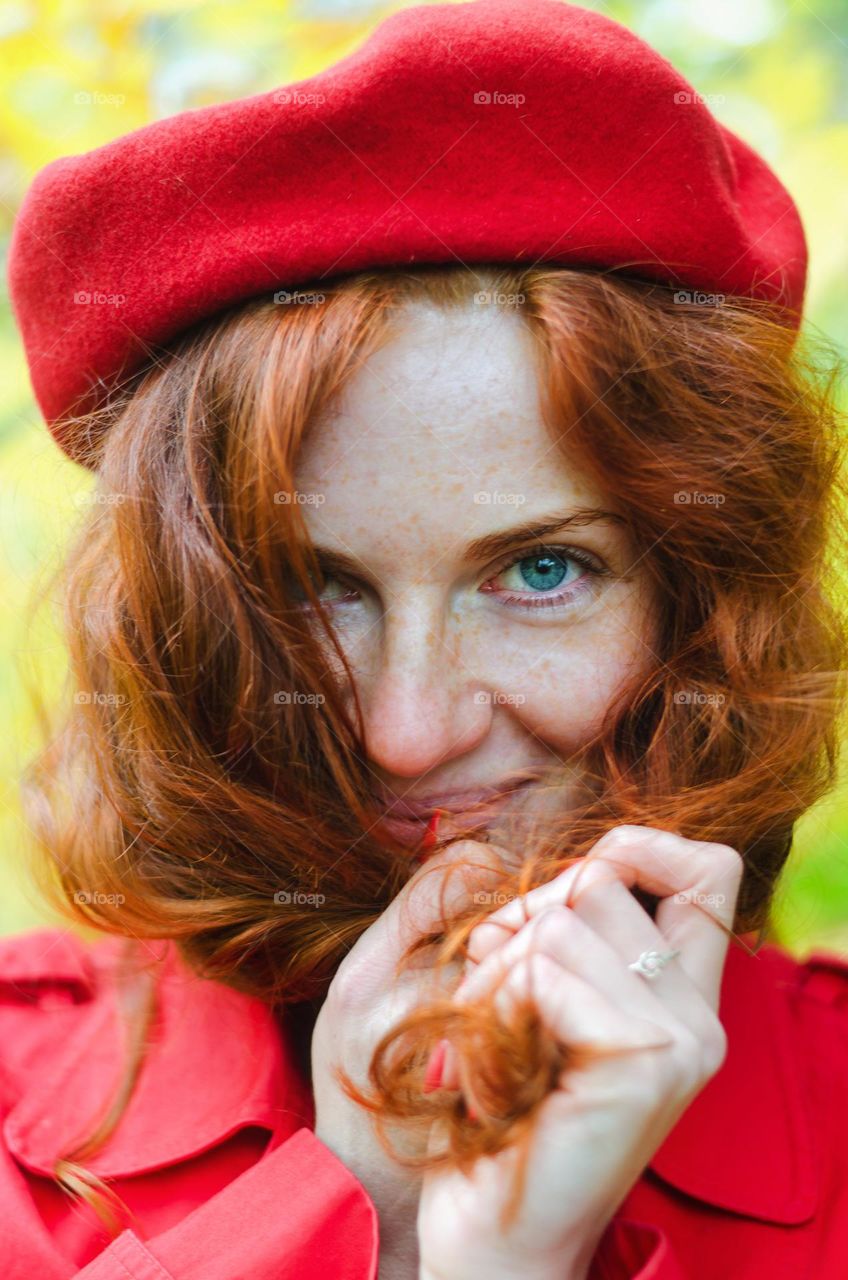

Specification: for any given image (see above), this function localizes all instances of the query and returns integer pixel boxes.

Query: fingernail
[422,1038,449,1092]
[420,808,443,852]
[466,1099,479,1123]
[441,1039,460,1089]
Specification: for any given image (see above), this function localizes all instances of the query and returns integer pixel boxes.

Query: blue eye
[512,551,574,592]
[481,542,607,612]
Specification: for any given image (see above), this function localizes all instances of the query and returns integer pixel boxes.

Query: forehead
[295,300,602,513]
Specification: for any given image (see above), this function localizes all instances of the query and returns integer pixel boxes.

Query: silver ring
[628,947,681,980]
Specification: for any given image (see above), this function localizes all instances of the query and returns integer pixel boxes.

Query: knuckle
[325,954,375,1012]
[526,950,559,992]
[529,904,572,944]
[664,1024,706,1093]
[467,914,512,959]
[443,837,489,860]
[600,824,644,847]
[325,964,357,1013]
[698,1015,729,1077]
[703,842,745,879]
[670,1019,725,1093]
[434,837,505,885]
[511,949,556,990]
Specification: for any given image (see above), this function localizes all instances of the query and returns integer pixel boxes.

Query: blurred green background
[2,0,847,955]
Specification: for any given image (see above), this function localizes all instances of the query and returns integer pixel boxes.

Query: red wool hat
[7,0,807,466]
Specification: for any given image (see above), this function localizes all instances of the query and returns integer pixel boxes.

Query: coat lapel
[3,936,314,1178]
[646,934,818,1224]
[2,929,818,1226]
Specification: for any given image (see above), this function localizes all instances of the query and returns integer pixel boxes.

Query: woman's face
[293,299,660,848]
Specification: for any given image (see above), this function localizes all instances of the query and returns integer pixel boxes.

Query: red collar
[3,934,314,1179]
[647,934,817,1224]
[1,930,817,1224]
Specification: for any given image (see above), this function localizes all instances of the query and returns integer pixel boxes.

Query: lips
[371,776,537,850]
[374,812,450,848]
[374,808,495,850]
[374,776,537,819]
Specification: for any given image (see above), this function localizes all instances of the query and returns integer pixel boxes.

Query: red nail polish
[422,1038,449,1092]
[466,1099,479,1122]
[419,808,443,855]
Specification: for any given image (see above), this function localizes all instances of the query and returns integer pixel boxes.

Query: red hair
[20,263,848,1231]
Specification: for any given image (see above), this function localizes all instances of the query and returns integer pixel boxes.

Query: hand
[416,824,744,1280]
[310,838,509,1280]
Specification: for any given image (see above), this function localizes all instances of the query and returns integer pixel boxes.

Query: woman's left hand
[416,824,745,1280]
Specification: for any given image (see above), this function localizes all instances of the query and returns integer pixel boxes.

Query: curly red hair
[20,263,848,1232]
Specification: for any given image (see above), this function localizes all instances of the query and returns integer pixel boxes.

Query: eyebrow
[462,508,625,562]
[308,507,625,577]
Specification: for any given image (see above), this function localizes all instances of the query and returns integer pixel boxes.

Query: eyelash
[299,542,610,614]
[481,542,610,612]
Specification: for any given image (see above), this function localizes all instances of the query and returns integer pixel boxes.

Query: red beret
[7,0,807,464]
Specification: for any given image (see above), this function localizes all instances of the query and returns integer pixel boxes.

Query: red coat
[1,924,847,1279]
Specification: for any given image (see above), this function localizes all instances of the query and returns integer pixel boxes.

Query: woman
[4,2,848,1278]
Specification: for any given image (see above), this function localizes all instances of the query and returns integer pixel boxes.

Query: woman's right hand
[415,826,742,1280]
[310,838,509,1280]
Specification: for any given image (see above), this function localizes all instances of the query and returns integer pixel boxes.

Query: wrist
[419,1260,589,1280]
[313,1118,421,1261]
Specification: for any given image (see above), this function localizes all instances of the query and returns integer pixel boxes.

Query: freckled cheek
[479,651,623,749]
[472,613,657,751]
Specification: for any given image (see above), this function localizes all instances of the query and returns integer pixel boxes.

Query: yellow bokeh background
[2,0,848,954]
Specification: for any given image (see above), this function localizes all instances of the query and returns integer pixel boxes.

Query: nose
[358,593,492,781]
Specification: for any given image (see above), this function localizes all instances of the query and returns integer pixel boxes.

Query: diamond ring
[628,947,681,980]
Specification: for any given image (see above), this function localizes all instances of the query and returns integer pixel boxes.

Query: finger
[566,872,688,985]
[440,903,680,1089]
[464,858,585,962]
[492,882,715,1037]
[455,954,674,1107]
[459,898,693,1016]
[465,825,743,1007]
[337,838,513,1005]
[563,827,742,1005]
